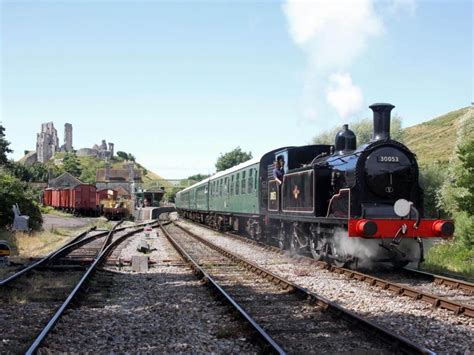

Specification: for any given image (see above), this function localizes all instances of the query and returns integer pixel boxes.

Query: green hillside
[404,106,473,167]
[41,153,170,189]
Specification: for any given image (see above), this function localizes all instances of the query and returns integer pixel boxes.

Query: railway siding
[38,225,260,353]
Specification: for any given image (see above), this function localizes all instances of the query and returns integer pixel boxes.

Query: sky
[1,0,472,179]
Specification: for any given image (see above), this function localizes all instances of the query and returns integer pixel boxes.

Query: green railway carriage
[208,158,260,215]
[176,157,262,234]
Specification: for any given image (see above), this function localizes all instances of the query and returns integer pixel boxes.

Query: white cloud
[283,0,383,70]
[282,0,416,121]
[326,73,364,118]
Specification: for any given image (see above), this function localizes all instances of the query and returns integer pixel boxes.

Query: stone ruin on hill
[36,122,72,162]
[22,122,115,165]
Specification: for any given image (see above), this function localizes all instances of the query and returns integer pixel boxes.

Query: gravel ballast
[39,228,259,353]
[177,218,474,354]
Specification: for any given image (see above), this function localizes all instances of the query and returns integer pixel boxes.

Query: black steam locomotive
[177,103,454,268]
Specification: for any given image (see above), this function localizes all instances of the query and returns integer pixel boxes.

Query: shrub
[0,171,42,230]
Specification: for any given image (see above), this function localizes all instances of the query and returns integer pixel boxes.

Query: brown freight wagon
[70,184,97,215]
[59,189,70,209]
[51,189,61,208]
[43,188,53,206]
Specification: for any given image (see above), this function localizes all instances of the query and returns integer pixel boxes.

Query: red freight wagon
[70,184,97,214]
[96,189,118,206]
[43,188,53,206]
[51,189,61,208]
[59,189,70,209]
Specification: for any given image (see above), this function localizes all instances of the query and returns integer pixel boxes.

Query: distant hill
[404,106,473,167]
[43,153,171,189]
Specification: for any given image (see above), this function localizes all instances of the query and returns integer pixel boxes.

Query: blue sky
[1,0,472,178]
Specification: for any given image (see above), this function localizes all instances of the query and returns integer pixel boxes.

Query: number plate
[377,156,399,163]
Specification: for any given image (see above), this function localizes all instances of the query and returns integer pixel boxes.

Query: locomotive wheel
[309,235,324,261]
[277,226,287,250]
[290,224,300,256]
[331,243,349,267]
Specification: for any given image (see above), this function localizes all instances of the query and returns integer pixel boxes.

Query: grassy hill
[404,106,473,167]
[43,153,171,189]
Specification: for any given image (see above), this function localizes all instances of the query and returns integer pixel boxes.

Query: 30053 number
[377,156,399,163]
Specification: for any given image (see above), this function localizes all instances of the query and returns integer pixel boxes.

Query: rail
[171,222,434,355]
[25,222,158,354]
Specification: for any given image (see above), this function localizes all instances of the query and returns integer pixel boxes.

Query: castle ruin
[32,122,114,163]
[36,122,60,163]
[63,123,73,152]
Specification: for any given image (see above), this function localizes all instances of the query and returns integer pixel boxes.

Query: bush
[419,164,447,217]
[424,239,474,276]
[0,171,43,230]
[452,211,474,248]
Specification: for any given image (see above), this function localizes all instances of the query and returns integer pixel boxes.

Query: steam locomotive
[176,103,454,268]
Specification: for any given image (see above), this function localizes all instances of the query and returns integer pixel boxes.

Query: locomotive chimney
[369,103,395,141]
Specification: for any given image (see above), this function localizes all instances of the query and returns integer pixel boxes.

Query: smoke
[332,227,428,269]
[282,0,416,121]
[326,73,364,118]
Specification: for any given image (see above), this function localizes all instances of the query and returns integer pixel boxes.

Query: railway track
[180,218,474,318]
[175,217,473,353]
[0,220,157,354]
[160,221,433,354]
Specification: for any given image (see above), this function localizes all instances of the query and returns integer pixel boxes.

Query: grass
[404,106,472,167]
[423,240,474,278]
[0,216,113,258]
[0,229,72,258]
[39,205,72,217]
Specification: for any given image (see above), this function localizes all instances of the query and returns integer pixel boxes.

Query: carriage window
[225,177,228,195]
[241,171,246,194]
[254,169,258,192]
[230,175,234,195]
[248,169,253,193]
[219,179,223,196]
[236,173,240,195]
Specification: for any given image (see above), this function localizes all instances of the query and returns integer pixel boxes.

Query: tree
[312,115,404,145]
[437,113,474,248]
[215,147,252,172]
[0,170,42,229]
[0,124,13,166]
[419,164,447,217]
[117,151,129,160]
[455,140,474,215]
[116,151,136,162]
[63,152,82,177]
[188,173,210,182]
[164,186,182,203]
[9,162,49,182]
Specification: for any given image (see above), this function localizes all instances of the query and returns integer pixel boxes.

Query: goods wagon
[70,184,97,215]
[43,188,52,206]
[51,189,60,208]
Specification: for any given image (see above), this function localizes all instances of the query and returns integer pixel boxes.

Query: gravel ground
[177,218,474,354]
[41,214,102,231]
[0,271,84,354]
[39,228,259,353]
[164,224,392,354]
